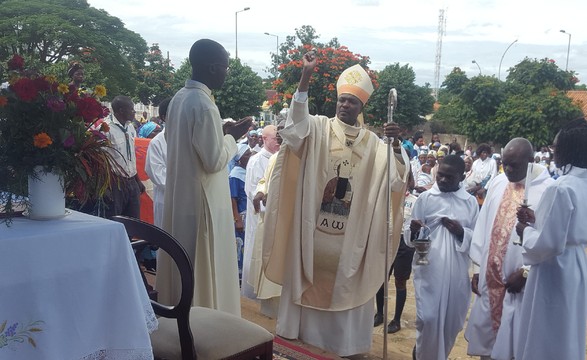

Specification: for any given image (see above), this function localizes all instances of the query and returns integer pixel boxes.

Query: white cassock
[145,129,166,228]
[157,80,240,316]
[404,183,479,360]
[248,152,283,318]
[241,147,273,299]
[262,91,408,356]
[465,167,553,359]
[515,166,587,360]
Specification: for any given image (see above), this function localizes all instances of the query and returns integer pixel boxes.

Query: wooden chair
[112,216,273,360]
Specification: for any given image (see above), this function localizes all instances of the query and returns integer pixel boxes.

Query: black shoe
[373,313,384,327]
[387,319,401,333]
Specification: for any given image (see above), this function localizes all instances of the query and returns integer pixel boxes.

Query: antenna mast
[433,9,446,100]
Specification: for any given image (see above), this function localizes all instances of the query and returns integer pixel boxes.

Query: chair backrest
[111,215,196,360]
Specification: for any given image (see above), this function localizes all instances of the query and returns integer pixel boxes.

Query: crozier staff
[262,49,409,357]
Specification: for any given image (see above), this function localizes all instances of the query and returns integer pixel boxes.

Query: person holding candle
[465,138,553,360]
[514,118,587,360]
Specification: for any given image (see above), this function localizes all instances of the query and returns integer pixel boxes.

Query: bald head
[261,125,280,153]
[502,137,535,183]
[262,125,276,138]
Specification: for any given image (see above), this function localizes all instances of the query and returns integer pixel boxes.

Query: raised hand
[224,116,253,141]
[302,49,318,73]
[298,49,318,92]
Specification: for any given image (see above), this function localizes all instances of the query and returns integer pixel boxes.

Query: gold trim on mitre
[336,64,374,105]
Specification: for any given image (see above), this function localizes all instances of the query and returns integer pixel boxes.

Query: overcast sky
[88,0,586,86]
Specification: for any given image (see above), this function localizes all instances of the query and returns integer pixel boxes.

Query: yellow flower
[0,96,7,107]
[44,75,57,84]
[33,132,53,148]
[8,73,19,85]
[57,83,69,94]
[94,85,107,98]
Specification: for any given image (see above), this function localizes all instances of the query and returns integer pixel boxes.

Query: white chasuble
[261,93,408,356]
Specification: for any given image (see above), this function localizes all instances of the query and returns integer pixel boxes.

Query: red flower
[76,97,103,123]
[33,77,51,92]
[90,129,107,140]
[63,134,76,148]
[11,78,38,101]
[7,54,24,71]
[65,85,80,101]
[47,97,66,112]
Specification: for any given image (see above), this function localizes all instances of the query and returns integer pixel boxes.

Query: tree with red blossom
[271,26,375,118]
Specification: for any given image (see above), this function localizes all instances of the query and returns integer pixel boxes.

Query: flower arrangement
[0,54,121,219]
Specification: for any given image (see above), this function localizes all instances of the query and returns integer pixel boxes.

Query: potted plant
[0,54,121,222]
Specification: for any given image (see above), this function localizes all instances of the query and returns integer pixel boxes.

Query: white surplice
[404,183,479,360]
[262,91,408,356]
[145,129,166,228]
[515,166,587,360]
[242,147,273,298]
[465,167,553,359]
[157,80,240,316]
[248,151,282,301]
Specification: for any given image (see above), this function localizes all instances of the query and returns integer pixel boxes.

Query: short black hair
[443,154,465,174]
[476,143,491,155]
[158,97,172,120]
[556,117,587,170]
[413,131,424,141]
[189,39,227,73]
[111,95,132,113]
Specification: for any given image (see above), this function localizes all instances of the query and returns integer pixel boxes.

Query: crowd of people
[70,39,586,360]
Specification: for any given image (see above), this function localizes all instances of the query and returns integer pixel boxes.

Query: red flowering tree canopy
[273,42,376,118]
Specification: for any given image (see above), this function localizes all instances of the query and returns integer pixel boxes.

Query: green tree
[136,43,175,106]
[365,63,435,128]
[215,58,265,120]
[434,59,582,146]
[507,57,577,92]
[0,0,147,96]
[172,58,191,93]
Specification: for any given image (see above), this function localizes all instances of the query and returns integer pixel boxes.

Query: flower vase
[27,166,66,219]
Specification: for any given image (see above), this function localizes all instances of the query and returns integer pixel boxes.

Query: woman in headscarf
[137,121,161,139]
[229,144,252,283]
[68,62,85,91]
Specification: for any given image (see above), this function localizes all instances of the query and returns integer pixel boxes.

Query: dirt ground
[241,278,475,360]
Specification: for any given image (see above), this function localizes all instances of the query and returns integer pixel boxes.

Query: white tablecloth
[0,211,157,360]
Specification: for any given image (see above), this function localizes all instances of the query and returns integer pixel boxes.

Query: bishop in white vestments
[263,52,408,356]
